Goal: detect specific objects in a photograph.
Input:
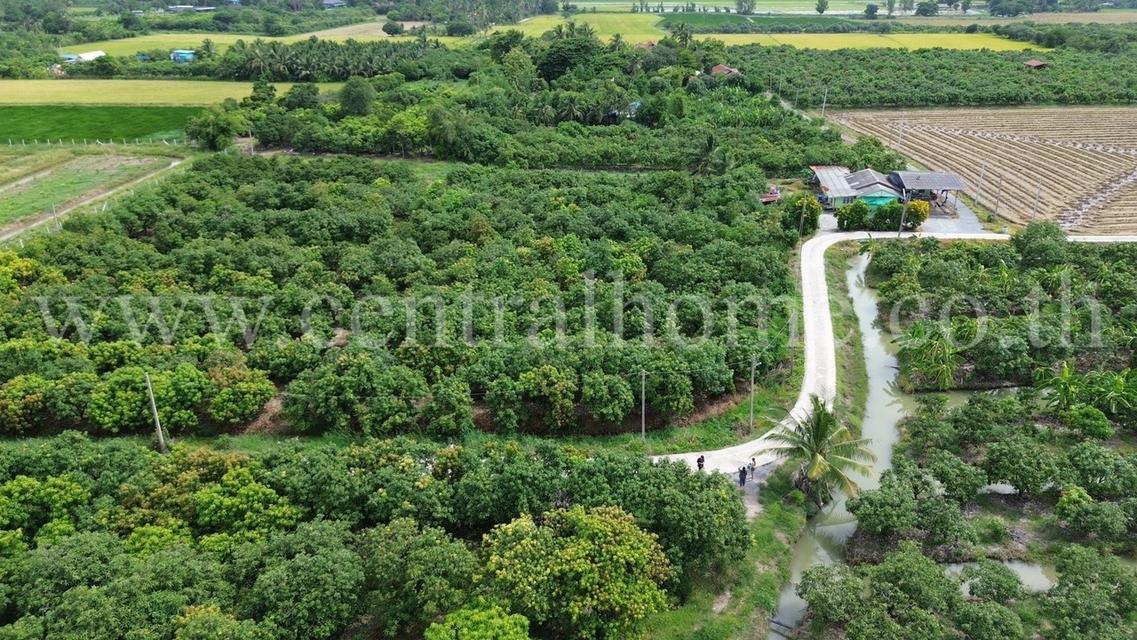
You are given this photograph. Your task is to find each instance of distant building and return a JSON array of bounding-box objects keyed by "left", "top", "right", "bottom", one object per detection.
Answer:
[
  {"left": 710, "top": 63, "right": 740, "bottom": 76},
  {"left": 1024, "top": 58, "right": 1048, "bottom": 69},
  {"left": 322, "top": 0, "right": 348, "bottom": 7},
  {"left": 170, "top": 49, "right": 196, "bottom": 63},
  {"left": 61, "top": 50, "right": 107, "bottom": 64}
]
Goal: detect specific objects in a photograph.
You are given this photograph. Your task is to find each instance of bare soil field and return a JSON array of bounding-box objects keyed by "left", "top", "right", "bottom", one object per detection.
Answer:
[{"left": 830, "top": 107, "right": 1137, "bottom": 234}]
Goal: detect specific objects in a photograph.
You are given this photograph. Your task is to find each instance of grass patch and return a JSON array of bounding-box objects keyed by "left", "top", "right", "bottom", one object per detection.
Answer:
[
  {"left": 0, "top": 106, "right": 200, "bottom": 141},
  {"left": 826, "top": 242, "right": 868, "bottom": 431},
  {"left": 0, "top": 80, "right": 342, "bottom": 106}
]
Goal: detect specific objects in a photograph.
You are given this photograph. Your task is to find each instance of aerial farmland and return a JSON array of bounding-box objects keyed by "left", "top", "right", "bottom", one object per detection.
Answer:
[{"left": 1, "top": 2, "right": 1137, "bottom": 640}]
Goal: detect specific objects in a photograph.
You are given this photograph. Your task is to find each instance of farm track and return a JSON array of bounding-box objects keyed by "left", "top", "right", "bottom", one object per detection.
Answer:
[{"left": 832, "top": 107, "right": 1137, "bottom": 233}]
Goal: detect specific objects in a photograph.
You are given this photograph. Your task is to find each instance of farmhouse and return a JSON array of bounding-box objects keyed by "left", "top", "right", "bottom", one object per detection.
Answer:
[
  {"left": 170, "top": 49, "right": 196, "bottom": 63},
  {"left": 60, "top": 51, "right": 107, "bottom": 64},
  {"left": 710, "top": 64, "right": 741, "bottom": 76},
  {"left": 1024, "top": 58, "right": 1048, "bottom": 69},
  {"left": 322, "top": 0, "right": 348, "bottom": 7},
  {"left": 811, "top": 166, "right": 964, "bottom": 210}
]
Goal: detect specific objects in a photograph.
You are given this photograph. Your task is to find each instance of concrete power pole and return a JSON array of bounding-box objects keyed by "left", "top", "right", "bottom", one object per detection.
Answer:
[
  {"left": 144, "top": 372, "right": 169, "bottom": 454},
  {"left": 640, "top": 369, "right": 646, "bottom": 441},
  {"left": 748, "top": 355, "right": 757, "bottom": 433}
]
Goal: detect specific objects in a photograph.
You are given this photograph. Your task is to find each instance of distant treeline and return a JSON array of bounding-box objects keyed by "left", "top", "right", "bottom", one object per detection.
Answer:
[
  {"left": 61, "top": 38, "right": 469, "bottom": 82},
  {"left": 994, "top": 21, "right": 1137, "bottom": 54}
]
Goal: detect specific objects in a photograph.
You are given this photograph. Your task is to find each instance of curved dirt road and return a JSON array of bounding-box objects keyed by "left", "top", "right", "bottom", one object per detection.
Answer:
[{"left": 658, "top": 230, "right": 1137, "bottom": 476}]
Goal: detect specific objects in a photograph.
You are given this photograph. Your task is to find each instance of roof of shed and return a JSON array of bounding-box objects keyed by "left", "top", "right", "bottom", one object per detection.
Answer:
[
  {"left": 890, "top": 171, "right": 967, "bottom": 191},
  {"left": 810, "top": 165, "right": 857, "bottom": 198}
]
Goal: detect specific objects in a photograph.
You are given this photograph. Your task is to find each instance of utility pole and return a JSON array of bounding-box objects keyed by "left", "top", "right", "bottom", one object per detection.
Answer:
[
  {"left": 748, "top": 355, "right": 757, "bottom": 432},
  {"left": 144, "top": 372, "right": 169, "bottom": 454},
  {"left": 1033, "top": 179, "right": 1043, "bottom": 218},
  {"left": 639, "top": 369, "right": 646, "bottom": 441},
  {"left": 897, "top": 198, "right": 910, "bottom": 239},
  {"left": 994, "top": 175, "right": 1004, "bottom": 216},
  {"left": 820, "top": 85, "right": 829, "bottom": 119},
  {"left": 798, "top": 198, "right": 808, "bottom": 237}
]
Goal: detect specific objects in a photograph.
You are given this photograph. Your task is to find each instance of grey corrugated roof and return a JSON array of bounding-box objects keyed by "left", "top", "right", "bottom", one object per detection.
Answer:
[
  {"left": 846, "top": 169, "right": 901, "bottom": 197},
  {"left": 890, "top": 171, "right": 967, "bottom": 191},
  {"left": 810, "top": 165, "right": 857, "bottom": 198}
]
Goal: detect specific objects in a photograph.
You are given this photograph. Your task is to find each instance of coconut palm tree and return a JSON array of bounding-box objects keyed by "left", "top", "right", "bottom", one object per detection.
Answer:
[{"left": 761, "top": 395, "right": 876, "bottom": 507}]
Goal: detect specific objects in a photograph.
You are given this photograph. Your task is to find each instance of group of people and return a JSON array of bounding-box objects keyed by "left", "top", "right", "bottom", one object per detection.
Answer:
[
  {"left": 693, "top": 455, "right": 762, "bottom": 488},
  {"left": 738, "top": 458, "right": 758, "bottom": 487}
]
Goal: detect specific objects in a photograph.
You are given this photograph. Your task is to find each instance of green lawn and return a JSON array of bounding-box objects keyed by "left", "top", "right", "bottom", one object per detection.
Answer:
[{"left": 0, "top": 106, "right": 200, "bottom": 142}]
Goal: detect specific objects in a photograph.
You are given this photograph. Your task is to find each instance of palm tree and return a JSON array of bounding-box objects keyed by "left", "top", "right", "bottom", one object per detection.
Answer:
[
  {"left": 672, "top": 22, "right": 693, "bottom": 48},
  {"left": 761, "top": 396, "right": 876, "bottom": 508}
]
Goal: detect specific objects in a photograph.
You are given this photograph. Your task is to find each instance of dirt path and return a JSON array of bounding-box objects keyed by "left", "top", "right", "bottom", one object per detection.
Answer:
[
  {"left": 656, "top": 230, "right": 1137, "bottom": 495},
  {"left": 0, "top": 158, "right": 184, "bottom": 243}
]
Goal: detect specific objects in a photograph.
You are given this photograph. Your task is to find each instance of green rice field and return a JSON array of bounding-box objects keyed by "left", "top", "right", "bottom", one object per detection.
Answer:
[{"left": 0, "top": 106, "right": 200, "bottom": 142}]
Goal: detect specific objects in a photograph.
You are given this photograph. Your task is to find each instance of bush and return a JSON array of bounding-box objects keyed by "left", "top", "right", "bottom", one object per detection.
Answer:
[
  {"left": 1062, "top": 404, "right": 1114, "bottom": 439},
  {"left": 446, "top": 20, "right": 476, "bottom": 36}
]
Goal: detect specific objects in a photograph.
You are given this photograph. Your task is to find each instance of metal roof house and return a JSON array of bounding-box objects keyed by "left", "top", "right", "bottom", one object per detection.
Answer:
[
  {"left": 811, "top": 166, "right": 857, "bottom": 208},
  {"left": 60, "top": 50, "right": 107, "bottom": 63},
  {"left": 170, "top": 49, "right": 196, "bottom": 63},
  {"left": 811, "top": 165, "right": 901, "bottom": 209},
  {"left": 847, "top": 169, "right": 902, "bottom": 208}
]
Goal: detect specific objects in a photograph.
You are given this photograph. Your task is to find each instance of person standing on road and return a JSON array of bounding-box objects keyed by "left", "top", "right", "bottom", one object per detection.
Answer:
[
  {"left": 748, "top": 458, "right": 757, "bottom": 480},
  {"left": 738, "top": 467, "right": 747, "bottom": 487},
  {"left": 696, "top": 455, "right": 705, "bottom": 471}
]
